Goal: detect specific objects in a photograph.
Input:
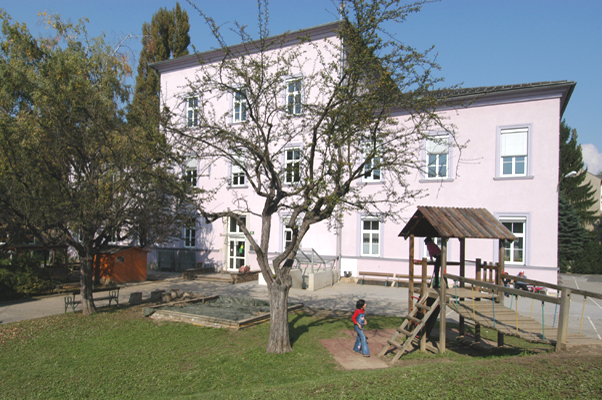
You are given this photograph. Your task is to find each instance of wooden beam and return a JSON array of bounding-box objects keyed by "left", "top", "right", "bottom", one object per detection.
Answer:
[
  {"left": 439, "top": 237, "right": 448, "bottom": 354},
  {"left": 556, "top": 288, "right": 571, "bottom": 352},
  {"left": 409, "top": 235, "right": 414, "bottom": 311}
]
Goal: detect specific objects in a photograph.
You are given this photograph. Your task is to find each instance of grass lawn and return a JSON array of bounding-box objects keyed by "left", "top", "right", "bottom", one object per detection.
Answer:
[{"left": 1, "top": 305, "right": 601, "bottom": 399}]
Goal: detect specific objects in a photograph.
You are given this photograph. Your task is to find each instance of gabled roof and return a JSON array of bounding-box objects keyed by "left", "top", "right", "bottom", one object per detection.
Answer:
[
  {"left": 438, "top": 80, "right": 576, "bottom": 116},
  {"left": 399, "top": 206, "right": 516, "bottom": 241},
  {"left": 150, "top": 21, "right": 341, "bottom": 74}
]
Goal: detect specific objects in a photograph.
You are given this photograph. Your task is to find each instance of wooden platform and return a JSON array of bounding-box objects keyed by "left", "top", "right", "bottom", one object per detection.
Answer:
[
  {"left": 450, "top": 300, "right": 602, "bottom": 348},
  {"left": 414, "top": 286, "right": 499, "bottom": 300}
]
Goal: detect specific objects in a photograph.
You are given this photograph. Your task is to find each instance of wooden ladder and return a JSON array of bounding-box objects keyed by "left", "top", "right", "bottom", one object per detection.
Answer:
[{"left": 378, "top": 292, "right": 440, "bottom": 364}]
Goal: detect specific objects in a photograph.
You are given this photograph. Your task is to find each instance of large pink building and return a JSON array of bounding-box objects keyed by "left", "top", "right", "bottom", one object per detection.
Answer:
[{"left": 150, "top": 22, "right": 575, "bottom": 287}]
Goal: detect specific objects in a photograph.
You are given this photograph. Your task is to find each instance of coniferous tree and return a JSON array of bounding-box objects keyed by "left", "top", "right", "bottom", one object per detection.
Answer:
[
  {"left": 128, "top": 3, "right": 190, "bottom": 129},
  {"left": 558, "top": 194, "right": 588, "bottom": 272},
  {"left": 559, "top": 120, "right": 597, "bottom": 224}
]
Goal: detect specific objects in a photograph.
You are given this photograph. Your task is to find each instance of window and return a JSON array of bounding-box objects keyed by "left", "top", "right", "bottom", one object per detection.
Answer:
[
  {"left": 233, "top": 90, "right": 247, "bottom": 123},
  {"left": 501, "top": 219, "right": 525, "bottom": 264},
  {"left": 426, "top": 135, "right": 448, "bottom": 179},
  {"left": 281, "top": 216, "right": 297, "bottom": 251},
  {"left": 184, "top": 225, "right": 196, "bottom": 248},
  {"left": 284, "top": 147, "right": 301, "bottom": 184},
  {"left": 187, "top": 97, "right": 198, "bottom": 127},
  {"left": 229, "top": 215, "right": 247, "bottom": 235},
  {"left": 230, "top": 155, "right": 245, "bottom": 187},
  {"left": 363, "top": 144, "right": 381, "bottom": 182},
  {"left": 283, "top": 227, "right": 293, "bottom": 250},
  {"left": 229, "top": 240, "right": 246, "bottom": 269},
  {"left": 500, "top": 127, "right": 528, "bottom": 177},
  {"left": 184, "top": 158, "right": 197, "bottom": 186},
  {"left": 361, "top": 218, "right": 380, "bottom": 256},
  {"left": 286, "top": 78, "right": 302, "bottom": 115},
  {"left": 228, "top": 215, "right": 247, "bottom": 270}
]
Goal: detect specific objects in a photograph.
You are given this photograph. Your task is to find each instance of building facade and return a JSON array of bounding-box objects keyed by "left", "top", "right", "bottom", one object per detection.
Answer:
[{"left": 150, "top": 22, "right": 574, "bottom": 285}]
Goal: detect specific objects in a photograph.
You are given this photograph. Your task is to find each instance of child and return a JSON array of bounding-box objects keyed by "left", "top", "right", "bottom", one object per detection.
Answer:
[
  {"left": 352, "top": 299, "right": 370, "bottom": 357},
  {"left": 425, "top": 237, "right": 442, "bottom": 289}
]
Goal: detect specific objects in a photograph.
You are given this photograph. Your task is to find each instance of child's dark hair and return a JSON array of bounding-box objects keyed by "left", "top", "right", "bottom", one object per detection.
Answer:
[{"left": 356, "top": 299, "right": 366, "bottom": 309}]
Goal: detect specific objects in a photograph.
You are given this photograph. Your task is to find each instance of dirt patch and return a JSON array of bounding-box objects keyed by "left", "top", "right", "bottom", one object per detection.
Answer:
[{"left": 320, "top": 324, "right": 602, "bottom": 370}]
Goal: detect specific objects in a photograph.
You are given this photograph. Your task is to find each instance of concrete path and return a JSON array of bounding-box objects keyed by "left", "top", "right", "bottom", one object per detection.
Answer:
[
  {"left": 1, "top": 272, "right": 601, "bottom": 344},
  {"left": 0, "top": 272, "right": 410, "bottom": 325}
]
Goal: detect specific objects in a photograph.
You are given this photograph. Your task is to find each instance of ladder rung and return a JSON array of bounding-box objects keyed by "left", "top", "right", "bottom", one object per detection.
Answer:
[
  {"left": 396, "top": 327, "right": 413, "bottom": 336},
  {"left": 416, "top": 303, "right": 431, "bottom": 311},
  {"left": 406, "top": 315, "right": 422, "bottom": 325},
  {"left": 387, "top": 339, "right": 403, "bottom": 349}
]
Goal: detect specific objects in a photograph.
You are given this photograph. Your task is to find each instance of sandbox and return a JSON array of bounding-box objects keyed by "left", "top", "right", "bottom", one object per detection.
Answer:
[{"left": 148, "top": 295, "right": 303, "bottom": 329}]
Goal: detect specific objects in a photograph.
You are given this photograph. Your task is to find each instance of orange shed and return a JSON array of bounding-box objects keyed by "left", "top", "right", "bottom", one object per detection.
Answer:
[{"left": 93, "top": 246, "right": 148, "bottom": 284}]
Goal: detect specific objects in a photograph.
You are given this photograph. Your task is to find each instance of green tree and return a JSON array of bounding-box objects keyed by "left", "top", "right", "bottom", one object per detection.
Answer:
[
  {"left": 0, "top": 13, "right": 193, "bottom": 314},
  {"left": 558, "top": 194, "right": 589, "bottom": 272},
  {"left": 559, "top": 120, "right": 597, "bottom": 224},
  {"left": 169, "top": 0, "right": 456, "bottom": 353},
  {"left": 128, "top": 3, "right": 190, "bottom": 129}
]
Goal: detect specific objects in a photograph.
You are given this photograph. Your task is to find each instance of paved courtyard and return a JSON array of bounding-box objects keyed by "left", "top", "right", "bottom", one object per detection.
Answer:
[{"left": 1, "top": 272, "right": 601, "bottom": 343}]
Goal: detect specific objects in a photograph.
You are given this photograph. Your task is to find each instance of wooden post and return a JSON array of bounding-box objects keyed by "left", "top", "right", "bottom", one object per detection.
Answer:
[
  {"left": 556, "top": 288, "right": 571, "bottom": 352},
  {"left": 459, "top": 238, "right": 465, "bottom": 336},
  {"left": 498, "top": 240, "right": 506, "bottom": 345},
  {"left": 475, "top": 258, "right": 482, "bottom": 342},
  {"left": 439, "top": 237, "right": 448, "bottom": 354},
  {"left": 421, "top": 258, "right": 428, "bottom": 297},
  {"left": 497, "top": 331, "right": 504, "bottom": 347},
  {"left": 409, "top": 235, "right": 415, "bottom": 311},
  {"left": 459, "top": 238, "right": 465, "bottom": 288},
  {"left": 420, "top": 257, "right": 428, "bottom": 352}
]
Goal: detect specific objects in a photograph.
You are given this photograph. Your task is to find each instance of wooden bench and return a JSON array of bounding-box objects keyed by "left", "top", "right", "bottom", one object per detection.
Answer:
[
  {"left": 359, "top": 272, "right": 395, "bottom": 287},
  {"left": 359, "top": 272, "right": 427, "bottom": 287},
  {"left": 64, "top": 287, "right": 121, "bottom": 313}
]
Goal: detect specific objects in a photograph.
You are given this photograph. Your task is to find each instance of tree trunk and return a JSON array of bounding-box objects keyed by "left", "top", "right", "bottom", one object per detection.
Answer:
[
  {"left": 79, "top": 256, "right": 96, "bottom": 315},
  {"left": 266, "top": 281, "right": 292, "bottom": 353}
]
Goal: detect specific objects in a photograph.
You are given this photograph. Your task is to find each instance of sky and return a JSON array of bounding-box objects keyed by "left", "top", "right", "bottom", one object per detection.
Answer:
[{"left": 2, "top": 0, "right": 601, "bottom": 173}]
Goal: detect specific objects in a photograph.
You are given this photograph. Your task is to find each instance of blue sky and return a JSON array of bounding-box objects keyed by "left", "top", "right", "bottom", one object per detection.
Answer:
[{"left": 3, "top": 0, "right": 601, "bottom": 172}]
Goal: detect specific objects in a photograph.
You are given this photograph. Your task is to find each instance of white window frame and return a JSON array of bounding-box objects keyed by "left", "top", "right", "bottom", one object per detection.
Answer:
[
  {"left": 227, "top": 215, "right": 247, "bottom": 270},
  {"left": 232, "top": 89, "right": 247, "bottom": 123},
  {"left": 187, "top": 97, "right": 198, "bottom": 127},
  {"left": 360, "top": 217, "right": 381, "bottom": 257},
  {"left": 285, "top": 77, "right": 302, "bottom": 115},
  {"left": 362, "top": 143, "right": 381, "bottom": 183},
  {"left": 184, "top": 224, "right": 196, "bottom": 248},
  {"left": 280, "top": 215, "right": 297, "bottom": 252},
  {"left": 497, "top": 214, "right": 529, "bottom": 266},
  {"left": 230, "top": 154, "right": 246, "bottom": 188},
  {"left": 228, "top": 214, "right": 247, "bottom": 235},
  {"left": 426, "top": 134, "right": 449, "bottom": 179},
  {"left": 284, "top": 147, "right": 301, "bottom": 184},
  {"left": 495, "top": 125, "right": 533, "bottom": 179},
  {"left": 184, "top": 158, "right": 197, "bottom": 187}
]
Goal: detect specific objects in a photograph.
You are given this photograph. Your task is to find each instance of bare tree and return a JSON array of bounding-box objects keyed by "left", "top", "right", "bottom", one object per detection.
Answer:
[{"left": 166, "top": 0, "right": 455, "bottom": 353}]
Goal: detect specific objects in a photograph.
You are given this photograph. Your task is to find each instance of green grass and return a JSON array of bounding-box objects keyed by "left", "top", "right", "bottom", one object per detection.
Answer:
[{"left": 1, "top": 306, "right": 601, "bottom": 399}]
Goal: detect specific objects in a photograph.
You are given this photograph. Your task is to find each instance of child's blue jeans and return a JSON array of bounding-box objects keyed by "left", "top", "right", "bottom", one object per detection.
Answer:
[{"left": 353, "top": 325, "right": 370, "bottom": 355}]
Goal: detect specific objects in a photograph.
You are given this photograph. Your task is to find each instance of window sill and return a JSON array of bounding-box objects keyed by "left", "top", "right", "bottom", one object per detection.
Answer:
[
  {"left": 493, "top": 175, "right": 534, "bottom": 181},
  {"left": 360, "top": 180, "right": 383, "bottom": 185},
  {"left": 419, "top": 177, "right": 454, "bottom": 183},
  {"left": 228, "top": 184, "right": 249, "bottom": 189},
  {"left": 360, "top": 254, "right": 381, "bottom": 259}
]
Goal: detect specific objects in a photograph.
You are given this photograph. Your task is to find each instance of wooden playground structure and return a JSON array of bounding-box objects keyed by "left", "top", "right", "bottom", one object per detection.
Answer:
[{"left": 379, "top": 206, "right": 602, "bottom": 364}]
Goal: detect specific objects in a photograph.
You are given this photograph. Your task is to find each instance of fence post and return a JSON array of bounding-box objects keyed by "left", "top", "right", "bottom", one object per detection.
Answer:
[
  {"left": 408, "top": 235, "right": 414, "bottom": 311},
  {"left": 556, "top": 288, "right": 571, "bottom": 352}
]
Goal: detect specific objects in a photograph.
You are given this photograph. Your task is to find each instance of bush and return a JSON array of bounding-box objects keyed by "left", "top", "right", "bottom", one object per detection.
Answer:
[
  {"left": 571, "top": 239, "right": 602, "bottom": 274},
  {"left": 0, "top": 253, "right": 54, "bottom": 301}
]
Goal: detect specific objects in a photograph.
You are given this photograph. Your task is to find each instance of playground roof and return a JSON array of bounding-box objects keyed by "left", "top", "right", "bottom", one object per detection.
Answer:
[{"left": 398, "top": 206, "right": 516, "bottom": 241}]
